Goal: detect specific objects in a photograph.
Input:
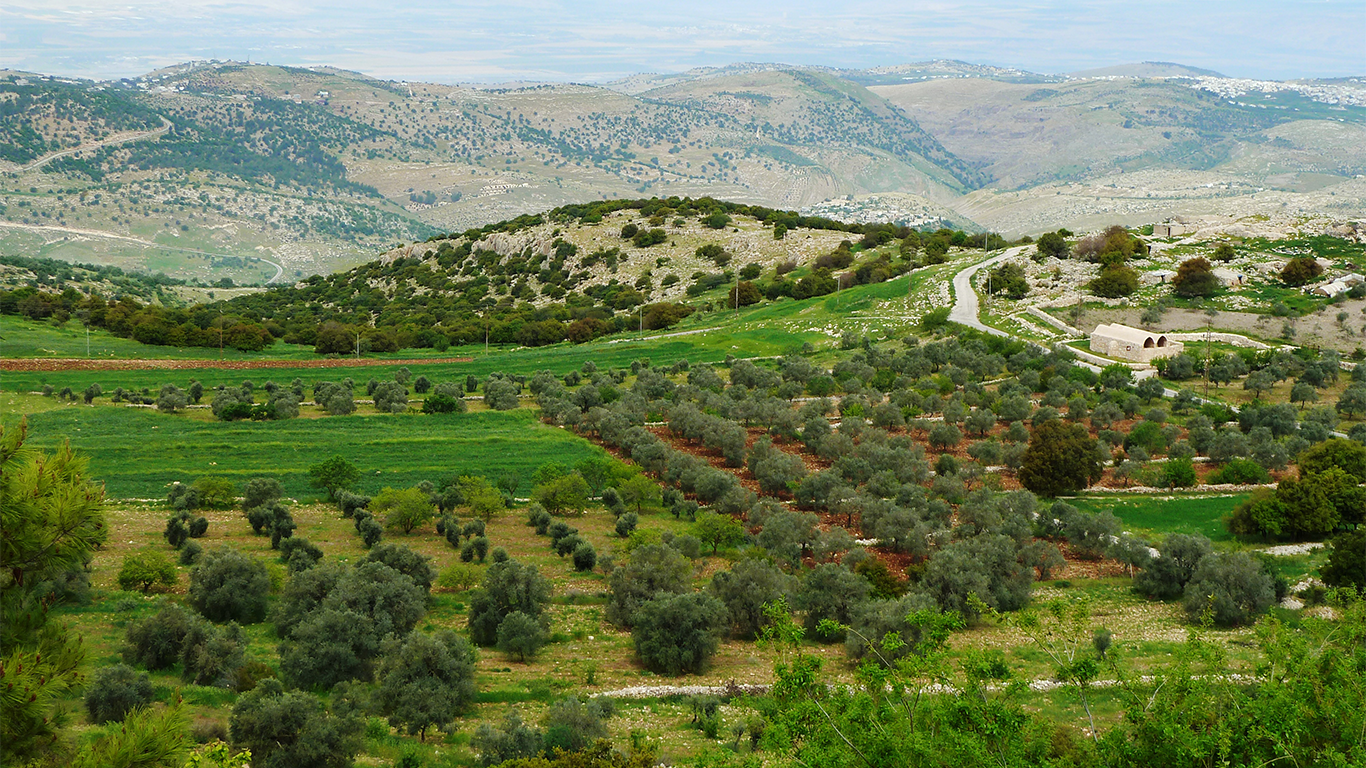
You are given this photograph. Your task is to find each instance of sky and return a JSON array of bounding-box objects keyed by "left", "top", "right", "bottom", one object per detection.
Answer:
[{"left": 1, "top": 0, "right": 1362, "bottom": 84}]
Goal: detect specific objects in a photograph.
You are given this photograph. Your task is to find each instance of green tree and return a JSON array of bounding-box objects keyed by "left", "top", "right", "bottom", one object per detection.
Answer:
[
  {"left": 229, "top": 679, "right": 361, "bottom": 768},
  {"left": 496, "top": 611, "right": 549, "bottom": 662},
  {"left": 370, "top": 486, "right": 434, "bottom": 534},
  {"left": 375, "top": 630, "right": 477, "bottom": 740},
  {"left": 467, "top": 560, "right": 552, "bottom": 646},
  {"left": 84, "top": 663, "right": 154, "bottom": 724},
  {"left": 632, "top": 592, "right": 728, "bottom": 675},
  {"left": 187, "top": 547, "right": 270, "bottom": 624},
  {"left": 1321, "top": 528, "right": 1365, "bottom": 591},
  {"left": 460, "top": 475, "right": 505, "bottom": 522},
  {"left": 618, "top": 474, "right": 661, "bottom": 513},
  {"left": 1171, "top": 257, "right": 1221, "bottom": 297},
  {"left": 532, "top": 473, "right": 590, "bottom": 516},
  {"left": 1, "top": 423, "right": 108, "bottom": 765},
  {"left": 117, "top": 548, "right": 177, "bottom": 593},
  {"left": 1019, "top": 420, "right": 1103, "bottom": 497},
  {"left": 308, "top": 455, "right": 360, "bottom": 501},
  {"left": 693, "top": 510, "right": 744, "bottom": 554}
]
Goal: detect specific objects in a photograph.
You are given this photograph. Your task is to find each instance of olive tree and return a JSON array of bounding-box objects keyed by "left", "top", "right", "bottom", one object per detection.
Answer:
[
  {"left": 375, "top": 630, "right": 478, "bottom": 740},
  {"left": 229, "top": 679, "right": 362, "bottom": 768},
  {"left": 708, "top": 558, "right": 797, "bottom": 639},
  {"left": 1182, "top": 552, "right": 1275, "bottom": 626},
  {"left": 467, "top": 560, "right": 552, "bottom": 646},
  {"left": 188, "top": 547, "right": 270, "bottom": 623},
  {"left": 606, "top": 544, "right": 691, "bottom": 627},
  {"left": 632, "top": 592, "right": 728, "bottom": 675}
]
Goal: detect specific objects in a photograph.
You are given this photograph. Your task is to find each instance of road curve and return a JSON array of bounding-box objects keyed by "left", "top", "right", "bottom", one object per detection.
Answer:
[
  {"left": 19, "top": 118, "right": 173, "bottom": 172},
  {"left": 948, "top": 246, "right": 1031, "bottom": 338}
]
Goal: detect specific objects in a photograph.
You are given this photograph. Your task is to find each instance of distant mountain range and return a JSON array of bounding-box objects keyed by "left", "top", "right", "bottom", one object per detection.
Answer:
[{"left": 1, "top": 60, "right": 1362, "bottom": 287}]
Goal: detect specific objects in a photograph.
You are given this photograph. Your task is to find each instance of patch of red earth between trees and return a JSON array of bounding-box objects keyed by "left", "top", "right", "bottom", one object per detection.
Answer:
[{"left": 0, "top": 356, "right": 474, "bottom": 372}]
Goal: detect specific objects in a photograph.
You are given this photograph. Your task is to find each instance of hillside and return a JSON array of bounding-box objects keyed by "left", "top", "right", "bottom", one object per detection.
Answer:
[{"left": 1, "top": 60, "right": 1363, "bottom": 290}]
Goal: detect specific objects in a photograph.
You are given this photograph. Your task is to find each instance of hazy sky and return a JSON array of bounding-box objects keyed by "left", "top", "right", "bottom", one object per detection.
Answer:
[{"left": 2, "top": 1, "right": 1362, "bottom": 83}]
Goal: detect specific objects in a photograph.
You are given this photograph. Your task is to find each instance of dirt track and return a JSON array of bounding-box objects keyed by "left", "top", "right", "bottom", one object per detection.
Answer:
[{"left": 0, "top": 356, "right": 474, "bottom": 372}]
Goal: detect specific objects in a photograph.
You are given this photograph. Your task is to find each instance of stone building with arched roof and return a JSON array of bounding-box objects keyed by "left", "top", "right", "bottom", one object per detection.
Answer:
[{"left": 1090, "top": 323, "right": 1184, "bottom": 363}]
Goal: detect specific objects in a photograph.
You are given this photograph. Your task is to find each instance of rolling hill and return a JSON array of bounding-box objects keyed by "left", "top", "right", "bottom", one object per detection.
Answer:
[{"left": 1, "top": 60, "right": 1362, "bottom": 290}]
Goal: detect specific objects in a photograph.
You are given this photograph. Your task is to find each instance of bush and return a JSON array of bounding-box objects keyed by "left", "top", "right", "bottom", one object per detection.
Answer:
[
  {"left": 124, "top": 603, "right": 196, "bottom": 670},
  {"left": 188, "top": 547, "right": 270, "bottom": 624},
  {"left": 1160, "top": 457, "right": 1197, "bottom": 488},
  {"left": 1207, "top": 458, "right": 1271, "bottom": 485},
  {"left": 85, "top": 664, "right": 154, "bottom": 723},
  {"left": 1182, "top": 552, "right": 1275, "bottom": 626},
  {"left": 117, "top": 549, "right": 177, "bottom": 593},
  {"left": 1281, "top": 257, "right": 1324, "bottom": 286},
  {"left": 229, "top": 679, "right": 362, "bottom": 768},
  {"left": 1134, "top": 534, "right": 1213, "bottom": 600},
  {"left": 632, "top": 592, "right": 728, "bottom": 675},
  {"left": 571, "top": 541, "right": 597, "bottom": 572}
]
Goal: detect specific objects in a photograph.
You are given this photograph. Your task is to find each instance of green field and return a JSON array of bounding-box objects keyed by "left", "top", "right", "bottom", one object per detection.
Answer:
[
  {"left": 21, "top": 406, "right": 608, "bottom": 499},
  {"left": 1068, "top": 493, "right": 1247, "bottom": 542}
]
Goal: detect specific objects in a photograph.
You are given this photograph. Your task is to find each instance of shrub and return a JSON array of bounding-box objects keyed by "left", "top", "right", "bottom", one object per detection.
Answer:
[
  {"left": 229, "top": 679, "right": 362, "bottom": 768},
  {"left": 571, "top": 541, "right": 597, "bottom": 572},
  {"left": 364, "top": 542, "right": 434, "bottom": 593},
  {"left": 85, "top": 664, "right": 154, "bottom": 723},
  {"left": 1160, "top": 457, "right": 1197, "bottom": 488},
  {"left": 1182, "top": 552, "right": 1275, "bottom": 626},
  {"left": 124, "top": 603, "right": 196, "bottom": 670},
  {"left": 1207, "top": 458, "right": 1271, "bottom": 485},
  {"left": 188, "top": 547, "right": 270, "bottom": 624}
]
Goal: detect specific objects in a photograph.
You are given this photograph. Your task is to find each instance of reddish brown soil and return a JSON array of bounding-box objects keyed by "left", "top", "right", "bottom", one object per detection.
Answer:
[{"left": 1, "top": 356, "right": 474, "bottom": 372}]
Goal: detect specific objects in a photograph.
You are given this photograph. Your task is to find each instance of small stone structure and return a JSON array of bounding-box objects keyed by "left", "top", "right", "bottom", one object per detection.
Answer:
[{"left": 1090, "top": 323, "right": 1184, "bottom": 363}]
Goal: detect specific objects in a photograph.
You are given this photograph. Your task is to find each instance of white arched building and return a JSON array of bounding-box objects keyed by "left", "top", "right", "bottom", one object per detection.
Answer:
[{"left": 1089, "top": 323, "right": 1184, "bottom": 363}]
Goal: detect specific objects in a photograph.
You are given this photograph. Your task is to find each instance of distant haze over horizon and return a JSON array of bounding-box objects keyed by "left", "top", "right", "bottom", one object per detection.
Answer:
[{"left": 2, "top": 1, "right": 1362, "bottom": 84}]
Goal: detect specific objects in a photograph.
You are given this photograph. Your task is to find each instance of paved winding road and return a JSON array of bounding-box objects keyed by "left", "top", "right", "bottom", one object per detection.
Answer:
[{"left": 948, "top": 246, "right": 1030, "bottom": 337}]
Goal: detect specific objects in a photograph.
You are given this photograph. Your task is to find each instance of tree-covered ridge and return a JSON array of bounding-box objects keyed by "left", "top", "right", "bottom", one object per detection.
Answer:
[
  {"left": 647, "top": 69, "right": 986, "bottom": 190},
  {"left": 0, "top": 253, "right": 188, "bottom": 305},
  {"left": 0, "top": 78, "right": 166, "bottom": 164},
  {"left": 46, "top": 89, "right": 386, "bottom": 197},
  {"left": 2, "top": 196, "right": 988, "bottom": 352}
]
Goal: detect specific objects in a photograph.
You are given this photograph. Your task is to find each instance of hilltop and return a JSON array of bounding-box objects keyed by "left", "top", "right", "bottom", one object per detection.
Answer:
[{"left": 1, "top": 60, "right": 1362, "bottom": 289}]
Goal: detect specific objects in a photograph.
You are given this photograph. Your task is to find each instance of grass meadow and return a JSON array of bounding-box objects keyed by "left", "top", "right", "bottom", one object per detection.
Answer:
[{"left": 20, "top": 406, "right": 608, "bottom": 499}]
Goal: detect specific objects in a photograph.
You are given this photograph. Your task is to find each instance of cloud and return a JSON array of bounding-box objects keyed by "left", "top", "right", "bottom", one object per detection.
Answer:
[{"left": 0, "top": 0, "right": 1361, "bottom": 82}]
